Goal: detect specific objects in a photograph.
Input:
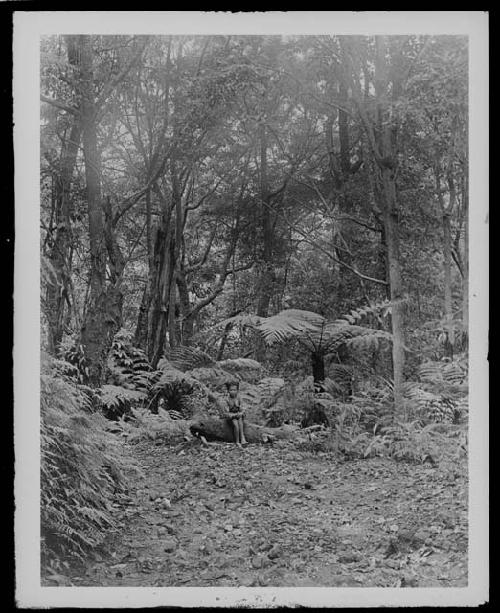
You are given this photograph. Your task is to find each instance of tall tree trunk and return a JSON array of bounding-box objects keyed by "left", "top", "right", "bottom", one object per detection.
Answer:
[
  {"left": 381, "top": 187, "right": 405, "bottom": 408},
  {"left": 375, "top": 35, "right": 405, "bottom": 411},
  {"left": 78, "top": 35, "right": 123, "bottom": 386},
  {"left": 255, "top": 122, "right": 274, "bottom": 361},
  {"left": 44, "top": 36, "right": 83, "bottom": 354},
  {"left": 45, "top": 120, "right": 82, "bottom": 354},
  {"left": 436, "top": 168, "right": 456, "bottom": 358},
  {"left": 256, "top": 121, "right": 274, "bottom": 319},
  {"left": 146, "top": 209, "right": 175, "bottom": 367}
]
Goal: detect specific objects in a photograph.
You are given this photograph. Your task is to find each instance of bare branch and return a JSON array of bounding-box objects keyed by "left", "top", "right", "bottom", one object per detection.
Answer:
[{"left": 40, "top": 95, "right": 78, "bottom": 115}]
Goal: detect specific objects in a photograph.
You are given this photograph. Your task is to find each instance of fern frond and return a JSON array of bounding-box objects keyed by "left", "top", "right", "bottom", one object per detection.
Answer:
[
  {"left": 217, "top": 357, "right": 262, "bottom": 371},
  {"left": 100, "top": 385, "right": 146, "bottom": 409},
  {"left": 256, "top": 310, "right": 325, "bottom": 345},
  {"left": 164, "top": 346, "right": 215, "bottom": 371}
]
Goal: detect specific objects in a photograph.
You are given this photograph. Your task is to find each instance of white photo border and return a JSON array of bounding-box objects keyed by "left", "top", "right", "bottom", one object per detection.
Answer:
[{"left": 14, "top": 10, "right": 489, "bottom": 608}]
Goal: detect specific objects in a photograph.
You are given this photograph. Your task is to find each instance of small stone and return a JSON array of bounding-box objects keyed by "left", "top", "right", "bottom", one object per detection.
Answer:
[
  {"left": 163, "top": 539, "right": 177, "bottom": 553},
  {"left": 224, "top": 524, "right": 233, "bottom": 532},
  {"left": 251, "top": 555, "right": 264, "bottom": 569},
  {"left": 401, "top": 574, "right": 418, "bottom": 587},
  {"left": 338, "top": 553, "right": 361, "bottom": 564},
  {"left": 268, "top": 544, "right": 281, "bottom": 559}
]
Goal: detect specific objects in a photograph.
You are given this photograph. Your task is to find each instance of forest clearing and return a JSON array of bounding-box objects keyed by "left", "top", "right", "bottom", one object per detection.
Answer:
[{"left": 36, "top": 31, "right": 472, "bottom": 592}]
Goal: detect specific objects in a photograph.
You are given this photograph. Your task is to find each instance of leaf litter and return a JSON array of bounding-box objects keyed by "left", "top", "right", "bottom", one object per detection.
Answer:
[{"left": 65, "top": 438, "right": 467, "bottom": 588}]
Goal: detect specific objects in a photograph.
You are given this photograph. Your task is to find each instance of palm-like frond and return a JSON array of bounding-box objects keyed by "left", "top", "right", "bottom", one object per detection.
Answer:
[
  {"left": 256, "top": 309, "right": 325, "bottom": 346},
  {"left": 256, "top": 310, "right": 392, "bottom": 353}
]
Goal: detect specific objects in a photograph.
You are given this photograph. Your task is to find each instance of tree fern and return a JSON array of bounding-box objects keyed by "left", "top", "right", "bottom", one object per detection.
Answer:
[{"left": 256, "top": 309, "right": 326, "bottom": 347}]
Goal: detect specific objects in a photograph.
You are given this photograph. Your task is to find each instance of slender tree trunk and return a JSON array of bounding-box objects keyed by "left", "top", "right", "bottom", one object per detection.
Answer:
[
  {"left": 381, "top": 186, "right": 405, "bottom": 407},
  {"left": 436, "top": 169, "right": 456, "bottom": 358},
  {"left": 146, "top": 209, "right": 175, "bottom": 367},
  {"left": 255, "top": 122, "right": 274, "bottom": 361},
  {"left": 177, "top": 270, "right": 195, "bottom": 344},
  {"left": 374, "top": 35, "right": 405, "bottom": 410},
  {"left": 45, "top": 37, "right": 83, "bottom": 354},
  {"left": 256, "top": 121, "right": 274, "bottom": 319},
  {"left": 134, "top": 286, "right": 150, "bottom": 350},
  {"left": 45, "top": 120, "right": 82, "bottom": 353}
]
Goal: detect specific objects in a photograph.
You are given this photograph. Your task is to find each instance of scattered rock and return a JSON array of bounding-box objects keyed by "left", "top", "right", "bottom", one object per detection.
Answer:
[
  {"left": 163, "top": 539, "right": 178, "bottom": 553},
  {"left": 338, "top": 552, "right": 361, "bottom": 564},
  {"left": 268, "top": 544, "right": 281, "bottom": 559}
]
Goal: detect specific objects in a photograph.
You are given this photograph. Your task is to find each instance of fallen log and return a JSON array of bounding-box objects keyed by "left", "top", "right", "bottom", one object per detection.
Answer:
[{"left": 189, "top": 415, "right": 298, "bottom": 444}]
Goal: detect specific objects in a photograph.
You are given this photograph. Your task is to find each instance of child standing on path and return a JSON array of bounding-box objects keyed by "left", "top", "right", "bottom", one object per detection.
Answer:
[{"left": 224, "top": 381, "right": 247, "bottom": 446}]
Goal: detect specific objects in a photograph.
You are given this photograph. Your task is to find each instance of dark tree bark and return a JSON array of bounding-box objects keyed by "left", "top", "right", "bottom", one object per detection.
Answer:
[
  {"left": 78, "top": 36, "right": 124, "bottom": 386},
  {"left": 373, "top": 36, "right": 405, "bottom": 410},
  {"left": 311, "top": 352, "right": 326, "bottom": 387},
  {"left": 145, "top": 206, "right": 176, "bottom": 367},
  {"left": 256, "top": 121, "right": 274, "bottom": 320},
  {"left": 44, "top": 36, "right": 83, "bottom": 354},
  {"left": 436, "top": 167, "right": 455, "bottom": 358},
  {"left": 342, "top": 35, "right": 405, "bottom": 409},
  {"left": 255, "top": 122, "right": 275, "bottom": 362}
]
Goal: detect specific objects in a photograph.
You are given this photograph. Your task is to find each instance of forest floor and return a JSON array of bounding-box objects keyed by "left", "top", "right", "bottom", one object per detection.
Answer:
[{"left": 63, "top": 438, "right": 468, "bottom": 588}]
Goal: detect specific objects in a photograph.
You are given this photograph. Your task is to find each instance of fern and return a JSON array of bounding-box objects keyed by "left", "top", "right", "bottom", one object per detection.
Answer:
[
  {"left": 333, "top": 300, "right": 391, "bottom": 326},
  {"left": 257, "top": 309, "right": 326, "bottom": 346},
  {"left": 108, "top": 330, "right": 152, "bottom": 393},
  {"left": 100, "top": 385, "right": 146, "bottom": 420},
  {"left": 41, "top": 356, "right": 140, "bottom": 571},
  {"left": 164, "top": 346, "right": 215, "bottom": 371}
]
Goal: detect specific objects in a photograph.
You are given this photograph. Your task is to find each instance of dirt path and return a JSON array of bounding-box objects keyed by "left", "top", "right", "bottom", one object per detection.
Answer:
[{"left": 67, "top": 439, "right": 468, "bottom": 587}]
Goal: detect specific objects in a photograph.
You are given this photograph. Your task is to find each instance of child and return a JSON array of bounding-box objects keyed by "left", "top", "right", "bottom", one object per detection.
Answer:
[{"left": 224, "top": 381, "right": 247, "bottom": 446}]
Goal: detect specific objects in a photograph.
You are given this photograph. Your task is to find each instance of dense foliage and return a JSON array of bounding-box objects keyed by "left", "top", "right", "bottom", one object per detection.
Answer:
[{"left": 39, "top": 34, "right": 468, "bottom": 570}]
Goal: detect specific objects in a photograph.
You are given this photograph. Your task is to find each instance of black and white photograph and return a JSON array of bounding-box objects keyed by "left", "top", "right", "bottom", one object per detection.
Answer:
[{"left": 14, "top": 11, "right": 488, "bottom": 608}]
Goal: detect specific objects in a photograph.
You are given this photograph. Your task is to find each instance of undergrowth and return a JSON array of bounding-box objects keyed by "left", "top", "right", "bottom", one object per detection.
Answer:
[{"left": 40, "top": 354, "right": 141, "bottom": 573}]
